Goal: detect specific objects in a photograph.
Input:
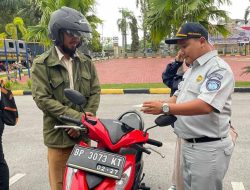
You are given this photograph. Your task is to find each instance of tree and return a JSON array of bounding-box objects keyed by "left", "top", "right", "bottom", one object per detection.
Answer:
[
  {"left": 241, "top": 6, "right": 250, "bottom": 56},
  {"left": 129, "top": 15, "right": 140, "bottom": 56},
  {"left": 18, "top": 0, "right": 42, "bottom": 27},
  {"left": 242, "top": 6, "right": 250, "bottom": 71},
  {"left": 91, "top": 29, "right": 102, "bottom": 52},
  {"left": 244, "top": 6, "right": 250, "bottom": 25},
  {"left": 26, "top": 0, "right": 102, "bottom": 48},
  {"left": 147, "top": 0, "right": 232, "bottom": 45},
  {"left": 136, "top": 0, "right": 149, "bottom": 57},
  {"left": 117, "top": 9, "right": 133, "bottom": 58},
  {"left": 0, "top": 0, "right": 27, "bottom": 33},
  {"left": 5, "top": 17, "right": 27, "bottom": 40},
  {"left": 0, "top": 0, "right": 26, "bottom": 7}
]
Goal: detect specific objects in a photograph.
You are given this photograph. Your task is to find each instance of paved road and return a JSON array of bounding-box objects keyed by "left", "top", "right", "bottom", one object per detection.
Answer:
[{"left": 3, "top": 93, "right": 250, "bottom": 190}]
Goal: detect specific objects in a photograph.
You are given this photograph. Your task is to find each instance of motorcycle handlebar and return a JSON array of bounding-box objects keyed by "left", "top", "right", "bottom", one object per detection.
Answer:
[
  {"left": 54, "top": 125, "right": 82, "bottom": 130},
  {"left": 59, "top": 115, "right": 82, "bottom": 125},
  {"left": 147, "top": 139, "right": 163, "bottom": 147},
  {"left": 132, "top": 144, "right": 151, "bottom": 154}
]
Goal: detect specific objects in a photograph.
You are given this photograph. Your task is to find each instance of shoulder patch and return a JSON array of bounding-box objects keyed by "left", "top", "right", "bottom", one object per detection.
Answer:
[{"left": 206, "top": 79, "right": 221, "bottom": 91}]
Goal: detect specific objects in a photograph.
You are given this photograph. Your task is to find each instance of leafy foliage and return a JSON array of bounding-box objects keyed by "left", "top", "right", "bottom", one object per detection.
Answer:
[
  {"left": 242, "top": 66, "right": 250, "bottom": 75},
  {"left": 5, "top": 17, "right": 28, "bottom": 39},
  {"left": 244, "top": 6, "right": 250, "bottom": 24},
  {"left": 147, "top": 0, "right": 232, "bottom": 44},
  {"left": 130, "top": 16, "right": 140, "bottom": 52},
  {"left": 136, "top": 0, "right": 150, "bottom": 55},
  {"left": 0, "top": 0, "right": 27, "bottom": 33}
]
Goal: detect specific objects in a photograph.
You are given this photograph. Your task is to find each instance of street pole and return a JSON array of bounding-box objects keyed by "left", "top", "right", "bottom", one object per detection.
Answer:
[
  {"left": 245, "top": 43, "right": 247, "bottom": 56},
  {"left": 3, "top": 39, "right": 10, "bottom": 80},
  {"left": 143, "top": 2, "right": 147, "bottom": 58}
]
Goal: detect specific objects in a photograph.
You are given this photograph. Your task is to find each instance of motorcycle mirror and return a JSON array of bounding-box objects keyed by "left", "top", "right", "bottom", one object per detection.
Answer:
[
  {"left": 155, "top": 115, "right": 177, "bottom": 127},
  {"left": 64, "top": 88, "right": 87, "bottom": 106}
]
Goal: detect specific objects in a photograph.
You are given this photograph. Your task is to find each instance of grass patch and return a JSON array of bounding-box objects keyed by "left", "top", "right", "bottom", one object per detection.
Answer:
[
  {"left": 4, "top": 81, "right": 30, "bottom": 91},
  {"left": 235, "top": 81, "right": 250, "bottom": 87},
  {"left": 1, "top": 80, "right": 250, "bottom": 91},
  {"left": 101, "top": 83, "right": 166, "bottom": 89}
]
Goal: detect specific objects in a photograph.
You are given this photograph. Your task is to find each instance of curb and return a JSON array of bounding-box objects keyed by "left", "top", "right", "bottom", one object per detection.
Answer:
[
  {"left": 12, "top": 87, "right": 250, "bottom": 96},
  {"left": 234, "top": 87, "right": 250, "bottom": 93}
]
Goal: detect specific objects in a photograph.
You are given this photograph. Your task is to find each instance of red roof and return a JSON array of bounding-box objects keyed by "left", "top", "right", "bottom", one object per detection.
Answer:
[{"left": 241, "top": 26, "right": 250, "bottom": 30}]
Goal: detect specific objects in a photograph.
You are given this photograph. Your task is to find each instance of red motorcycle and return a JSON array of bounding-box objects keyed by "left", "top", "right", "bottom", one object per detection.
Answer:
[{"left": 56, "top": 89, "right": 176, "bottom": 190}]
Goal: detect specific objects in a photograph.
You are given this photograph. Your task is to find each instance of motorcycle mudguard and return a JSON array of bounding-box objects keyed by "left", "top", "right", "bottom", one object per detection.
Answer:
[
  {"left": 63, "top": 154, "right": 137, "bottom": 190},
  {"left": 63, "top": 167, "right": 88, "bottom": 190}
]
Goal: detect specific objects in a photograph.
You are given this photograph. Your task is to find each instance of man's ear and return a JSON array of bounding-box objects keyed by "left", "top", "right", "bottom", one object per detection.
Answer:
[
  {"left": 199, "top": 37, "right": 207, "bottom": 48},
  {"left": 200, "top": 37, "right": 206, "bottom": 44}
]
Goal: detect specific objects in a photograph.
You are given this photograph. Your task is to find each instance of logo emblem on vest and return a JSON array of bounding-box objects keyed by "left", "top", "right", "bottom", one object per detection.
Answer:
[{"left": 206, "top": 79, "right": 221, "bottom": 91}]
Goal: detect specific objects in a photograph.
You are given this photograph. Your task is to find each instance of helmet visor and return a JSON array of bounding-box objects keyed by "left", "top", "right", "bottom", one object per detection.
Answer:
[{"left": 64, "top": 29, "right": 86, "bottom": 38}]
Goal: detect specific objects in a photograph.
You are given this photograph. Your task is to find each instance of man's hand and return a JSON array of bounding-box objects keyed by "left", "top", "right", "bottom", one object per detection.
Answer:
[
  {"left": 175, "top": 50, "right": 185, "bottom": 62},
  {"left": 64, "top": 112, "right": 94, "bottom": 138},
  {"left": 86, "top": 112, "right": 94, "bottom": 117},
  {"left": 141, "top": 101, "right": 163, "bottom": 115},
  {"left": 65, "top": 128, "right": 80, "bottom": 138}
]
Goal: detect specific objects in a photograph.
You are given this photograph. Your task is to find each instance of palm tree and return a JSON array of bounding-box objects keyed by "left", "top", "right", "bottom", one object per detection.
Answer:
[
  {"left": 136, "top": 0, "right": 149, "bottom": 57},
  {"left": 244, "top": 6, "right": 250, "bottom": 25},
  {"left": 18, "top": 0, "right": 42, "bottom": 27},
  {"left": 26, "top": 0, "right": 101, "bottom": 48},
  {"left": 117, "top": 9, "right": 133, "bottom": 58},
  {"left": 147, "top": 0, "right": 232, "bottom": 44},
  {"left": 242, "top": 66, "right": 250, "bottom": 75},
  {"left": 129, "top": 14, "right": 140, "bottom": 57},
  {"left": 242, "top": 6, "right": 250, "bottom": 74}
]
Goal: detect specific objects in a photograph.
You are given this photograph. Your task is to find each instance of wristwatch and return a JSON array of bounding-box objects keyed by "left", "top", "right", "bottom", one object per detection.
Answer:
[{"left": 162, "top": 103, "right": 170, "bottom": 114}]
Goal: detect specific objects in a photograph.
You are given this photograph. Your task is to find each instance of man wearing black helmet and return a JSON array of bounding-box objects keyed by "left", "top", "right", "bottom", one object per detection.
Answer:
[{"left": 31, "top": 7, "right": 100, "bottom": 190}]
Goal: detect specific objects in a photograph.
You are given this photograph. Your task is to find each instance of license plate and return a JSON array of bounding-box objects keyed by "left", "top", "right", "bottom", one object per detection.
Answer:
[{"left": 67, "top": 145, "right": 126, "bottom": 179}]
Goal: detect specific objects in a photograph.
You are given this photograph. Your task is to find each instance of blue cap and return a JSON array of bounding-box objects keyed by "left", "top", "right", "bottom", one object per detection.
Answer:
[{"left": 165, "top": 22, "right": 208, "bottom": 44}]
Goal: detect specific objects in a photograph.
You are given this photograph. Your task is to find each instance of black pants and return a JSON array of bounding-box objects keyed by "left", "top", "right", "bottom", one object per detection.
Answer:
[{"left": 0, "top": 122, "right": 9, "bottom": 190}]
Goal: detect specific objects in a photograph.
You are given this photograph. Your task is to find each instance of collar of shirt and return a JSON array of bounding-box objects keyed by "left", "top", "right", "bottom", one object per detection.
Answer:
[
  {"left": 192, "top": 50, "right": 218, "bottom": 67},
  {"left": 55, "top": 46, "right": 73, "bottom": 62}
]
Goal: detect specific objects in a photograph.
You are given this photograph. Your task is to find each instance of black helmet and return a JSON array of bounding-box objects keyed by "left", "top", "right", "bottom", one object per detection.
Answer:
[{"left": 48, "top": 6, "right": 92, "bottom": 45}]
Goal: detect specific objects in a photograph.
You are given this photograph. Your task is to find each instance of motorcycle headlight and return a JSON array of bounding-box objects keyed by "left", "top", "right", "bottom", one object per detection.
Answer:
[
  {"left": 115, "top": 166, "right": 132, "bottom": 190},
  {"left": 65, "top": 168, "right": 77, "bottom": 190}
]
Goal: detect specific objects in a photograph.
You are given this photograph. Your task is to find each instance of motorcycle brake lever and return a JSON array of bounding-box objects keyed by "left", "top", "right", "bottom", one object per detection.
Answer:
[
  {"left": 132, "top": 144, "right": 151, "bottom": 154},
  {"left": 144, "top": 146, "right": 165, "bottom": 158}
]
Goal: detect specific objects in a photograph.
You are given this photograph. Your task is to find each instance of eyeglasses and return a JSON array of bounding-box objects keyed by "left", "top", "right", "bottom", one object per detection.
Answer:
[{"left": 64, "top": 30, "right": 83, "bottom": 38}]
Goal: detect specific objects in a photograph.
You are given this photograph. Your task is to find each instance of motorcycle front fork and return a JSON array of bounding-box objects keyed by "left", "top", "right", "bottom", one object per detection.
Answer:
[{"left": 132, "top": 161, "right": 151, "bottom": 190}]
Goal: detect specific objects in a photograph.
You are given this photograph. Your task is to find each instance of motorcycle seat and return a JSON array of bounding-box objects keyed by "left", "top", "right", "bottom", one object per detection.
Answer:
[{"left": 99, "top": 119, "right": 134, "bottom": 144}]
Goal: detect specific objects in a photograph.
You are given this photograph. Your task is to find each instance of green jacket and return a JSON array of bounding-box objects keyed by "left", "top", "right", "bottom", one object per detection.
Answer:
[{"left": 31, "top": 46, "right": 101, "bottom": 148}]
